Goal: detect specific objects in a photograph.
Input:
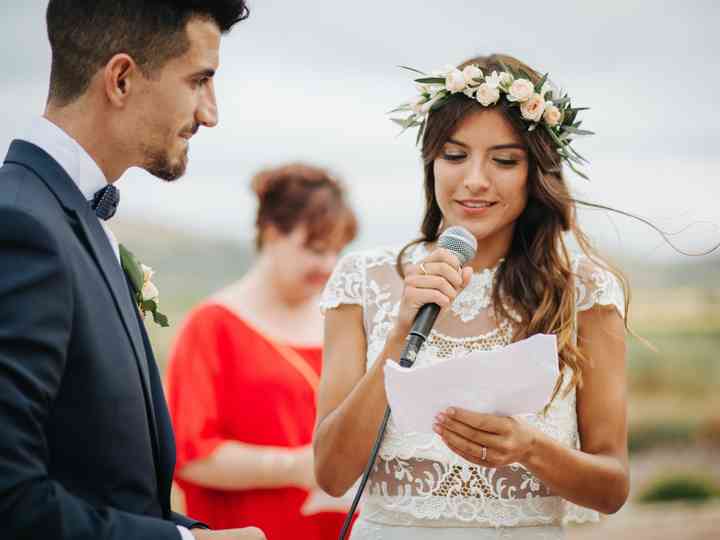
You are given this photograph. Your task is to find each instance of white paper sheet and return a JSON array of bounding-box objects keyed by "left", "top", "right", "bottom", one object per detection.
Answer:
[{"left": 384, "top": 334, "right": 559, "bottom": 434}]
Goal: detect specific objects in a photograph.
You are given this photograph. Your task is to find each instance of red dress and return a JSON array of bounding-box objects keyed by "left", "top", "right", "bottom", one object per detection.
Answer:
[{"left": 167, "top": 303, "right": 350, "bottom": 539}]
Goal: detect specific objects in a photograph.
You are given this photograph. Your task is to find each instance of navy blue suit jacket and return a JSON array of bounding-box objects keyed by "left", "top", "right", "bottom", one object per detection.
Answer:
[{"left": 0, "top": 140, "right": 206, "bottom": 539}]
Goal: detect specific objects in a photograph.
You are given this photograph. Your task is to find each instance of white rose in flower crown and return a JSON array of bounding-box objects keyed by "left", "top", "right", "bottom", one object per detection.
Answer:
[
  {"left": 543, "top": 103, "right": 562, "bottom": 126},
  {"left": 484, "top": 71, "right": 500, "bottom": 88},
  {"left": 485, "top": 71, "right": 514, "bottom": 91},
  {"left": 507, "top": 79, "right": 535, "bottom": 102},
  {"left": 445, "top": 69, "right": 467, "bottom": 93},
  {"left": 476, "top": 83, "right": 500, "bottom": 106},
  {"left": 462, "top": 65, "right": 483, "bottom": 86},
  {"left": 141, "top": 280, "right": 159, "bottom": 302},
  {"left": 520, "top": 93, "right": 546, "bottom": 122}
]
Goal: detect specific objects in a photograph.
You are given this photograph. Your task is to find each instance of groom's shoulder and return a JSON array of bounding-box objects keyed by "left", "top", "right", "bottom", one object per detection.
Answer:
[
  {"left": 0, "top": 156, "right": 65, "bottom": 218},
  {"left": 0, "top": 160, "right": 67, "bottom": 247}
]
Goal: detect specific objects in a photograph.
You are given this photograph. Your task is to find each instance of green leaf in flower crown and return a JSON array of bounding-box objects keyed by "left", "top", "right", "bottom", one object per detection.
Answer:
[
  {"left": 398, "top": 65, "right": 427, "bottom": 76},
  {"left": 415, "top": 119, "right": 426, "bottom": 146},
  {"left": 558, "top": 148, "right": 585, "bottom": 165},
  {"left": 391, "top": 117, "right": 415, "bottom": 128},
  {"left": 120, "top": 244, "right": 144, "bottom": 294},
  {"left": 562, "top": 126, "right": 595, "bottom": 136},
  {"left": 387, "top": 104, "right": 412, "bottom": 114},
  {"left": 414, "top": 77, "right": 446, "bottom": 84},
  {"left": 565, "top": 158, "right": 590, "bottom": 180},
  {"left": 535, "top": 73, "right": 549, "bottom": 94},
  {"left": 551, "top": 96, "right": 571, "bottom": 106}
]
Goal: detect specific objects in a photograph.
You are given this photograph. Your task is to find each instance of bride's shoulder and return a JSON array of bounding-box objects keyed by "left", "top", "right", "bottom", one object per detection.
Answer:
[{"left": 569, "top": 252, "right": 626, "bottom": 316}]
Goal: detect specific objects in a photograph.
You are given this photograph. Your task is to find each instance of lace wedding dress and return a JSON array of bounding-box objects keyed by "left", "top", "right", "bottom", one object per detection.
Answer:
[{"left": 319, "top": 243, "right": 625, "bottom": 540}]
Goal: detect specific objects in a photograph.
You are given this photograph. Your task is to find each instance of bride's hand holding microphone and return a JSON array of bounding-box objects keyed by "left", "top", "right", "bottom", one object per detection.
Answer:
[{"left": 389, "top": 246, "right": 473, "bottom": 347}]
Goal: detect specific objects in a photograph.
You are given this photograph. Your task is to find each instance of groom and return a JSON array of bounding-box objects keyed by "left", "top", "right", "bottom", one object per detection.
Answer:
[{"left": 0, "top": 2, "right": 263, "bottom": 539}]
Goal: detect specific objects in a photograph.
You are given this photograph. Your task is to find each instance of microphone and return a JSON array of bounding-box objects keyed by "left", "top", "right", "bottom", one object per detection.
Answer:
[{"left": 398, "top": 226, "right": 477, "bottom": 368}]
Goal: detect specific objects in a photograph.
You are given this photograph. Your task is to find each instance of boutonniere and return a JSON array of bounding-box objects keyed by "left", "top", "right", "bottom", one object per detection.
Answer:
[{"left": 119, "top": 244, "right": 169, "bottom": 327}]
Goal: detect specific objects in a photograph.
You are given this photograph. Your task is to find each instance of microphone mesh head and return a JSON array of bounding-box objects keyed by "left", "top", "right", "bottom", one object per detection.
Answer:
[{"left": 437, "top": 226, "right": 477, "bottom": 266}]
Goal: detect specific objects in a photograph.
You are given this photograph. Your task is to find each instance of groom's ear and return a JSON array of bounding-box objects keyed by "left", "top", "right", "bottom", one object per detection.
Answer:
[{"left": 103, "top": 54, "right": 138, "bottom": 108}]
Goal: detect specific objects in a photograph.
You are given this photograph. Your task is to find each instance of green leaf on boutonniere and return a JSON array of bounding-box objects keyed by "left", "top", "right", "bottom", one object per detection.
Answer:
[
  {"left": 152, "top": 310, "right": 169, "bottom": 327},
  {"left": 120, "top": 244, "right": 144, "bottom": 294},
  {"left": 140, "top": 299, "right": 169, "bottom": 328}
]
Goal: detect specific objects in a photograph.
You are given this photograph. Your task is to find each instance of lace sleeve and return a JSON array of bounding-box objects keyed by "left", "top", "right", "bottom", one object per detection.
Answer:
[
  {"left": 573, "top": 254, "right": 626, "bottom": 318},
  {"left": 319, "top": 251, "right": 365, "bottom": 314}
]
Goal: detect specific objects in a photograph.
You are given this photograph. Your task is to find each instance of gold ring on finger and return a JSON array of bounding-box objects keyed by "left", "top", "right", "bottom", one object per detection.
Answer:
[{"left": 481, "top": 446, "right": 487, "bottom": 460}]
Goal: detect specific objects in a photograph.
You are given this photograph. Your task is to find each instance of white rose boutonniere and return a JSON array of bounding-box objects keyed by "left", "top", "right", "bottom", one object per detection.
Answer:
[{"left": 120, "top": 244, "right": 169, "bottom": 327}]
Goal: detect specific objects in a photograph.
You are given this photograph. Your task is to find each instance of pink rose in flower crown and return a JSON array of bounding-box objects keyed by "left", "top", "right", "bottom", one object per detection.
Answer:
[
  {"left": 520, "top": 94, "right": 546, "bottom": 122},
  {"left": 507, "top": 79, "right": 535, "bottom": 102},
  {"left": 543, "top": 103, "right": 562, "bottom": 127}
]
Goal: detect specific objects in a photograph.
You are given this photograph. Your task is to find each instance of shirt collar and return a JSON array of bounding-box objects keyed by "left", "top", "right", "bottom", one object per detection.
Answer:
[{"left": 20, "top": 117, "right": 109, "bottom": 203}]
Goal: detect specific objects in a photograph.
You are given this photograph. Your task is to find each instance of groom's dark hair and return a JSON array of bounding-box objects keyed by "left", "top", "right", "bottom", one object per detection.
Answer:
[{"left": 46, "top": 0, "right": 249, "bottom": 106}]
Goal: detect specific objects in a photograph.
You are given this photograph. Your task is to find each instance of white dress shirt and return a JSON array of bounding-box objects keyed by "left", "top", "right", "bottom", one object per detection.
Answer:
[
  {"left": 20, "top": 117, "right": 120, "bottom": 262},
  {"left": 19, "top": 117, "right": 195, "bottom": 540}
]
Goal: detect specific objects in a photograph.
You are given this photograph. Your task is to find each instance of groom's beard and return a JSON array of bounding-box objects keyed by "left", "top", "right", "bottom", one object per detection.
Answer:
[{"left": 143, "top": 145, "right": 188, "bottom": 182}]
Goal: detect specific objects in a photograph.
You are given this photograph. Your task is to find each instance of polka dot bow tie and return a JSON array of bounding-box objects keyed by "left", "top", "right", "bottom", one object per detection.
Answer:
[{"left": 91, "top": 184, "right": 120, "bottom": 221}]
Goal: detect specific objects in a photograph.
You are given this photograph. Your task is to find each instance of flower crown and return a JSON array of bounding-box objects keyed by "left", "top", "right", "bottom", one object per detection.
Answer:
[{"left": 390, "top": 63, "right": 594, "bottom": 179}]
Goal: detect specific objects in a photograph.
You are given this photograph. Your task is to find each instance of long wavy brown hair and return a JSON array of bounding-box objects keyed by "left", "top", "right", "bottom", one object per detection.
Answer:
[{"left": 397, "top": 53, "right": 630, "bottom": 401}]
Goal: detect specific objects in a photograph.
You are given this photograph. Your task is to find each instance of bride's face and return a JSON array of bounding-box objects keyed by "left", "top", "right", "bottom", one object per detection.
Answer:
[{"left": 433, "top": 108, "right": 529, "bottom": 251}]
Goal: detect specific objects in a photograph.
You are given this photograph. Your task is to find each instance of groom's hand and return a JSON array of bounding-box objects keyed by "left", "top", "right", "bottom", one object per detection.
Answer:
[{"left": 191, "top": 528, "right": 266, "bottom": 539}]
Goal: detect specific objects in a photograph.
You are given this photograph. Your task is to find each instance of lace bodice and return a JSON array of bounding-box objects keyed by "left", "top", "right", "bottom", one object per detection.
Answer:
[{"left": 320, "top": 243, "right": 625, "bottom": 529}]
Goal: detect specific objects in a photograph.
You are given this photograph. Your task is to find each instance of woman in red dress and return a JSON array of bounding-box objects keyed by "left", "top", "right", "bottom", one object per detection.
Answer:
[{"left": 167, "top": 163, "right": 358, "bottom": 539}]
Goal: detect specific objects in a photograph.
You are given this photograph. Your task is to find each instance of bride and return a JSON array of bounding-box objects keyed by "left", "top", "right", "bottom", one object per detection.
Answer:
[{"left": 313, "top": 54, "right": 629, "bottom": 539}]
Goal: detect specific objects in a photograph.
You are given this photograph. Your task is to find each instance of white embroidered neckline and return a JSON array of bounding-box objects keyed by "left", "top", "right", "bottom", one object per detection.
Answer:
[{"left": 414, "top": 242, "right": 504, "bottom": 323}]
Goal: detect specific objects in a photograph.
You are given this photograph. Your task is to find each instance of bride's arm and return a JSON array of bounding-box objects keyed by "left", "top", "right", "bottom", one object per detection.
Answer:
[
  {"left": 312, "top": 304, "right": 406, "bottom": 497},
  {"left": 525, "top": 305, "right": 629, "bottom": 512}
]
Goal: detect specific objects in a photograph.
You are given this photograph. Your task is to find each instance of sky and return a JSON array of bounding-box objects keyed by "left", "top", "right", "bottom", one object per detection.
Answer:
[{"left": 1, "top": 1, "right": 719, "bottom": 261}]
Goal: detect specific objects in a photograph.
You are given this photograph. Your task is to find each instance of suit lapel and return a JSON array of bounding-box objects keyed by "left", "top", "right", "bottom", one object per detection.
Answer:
[
  {"left": 4, "top": 140, "right": 160, "bottom": 456},
  {"left": 74, "top": 204, "right": 160, "bottom": 445}
]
